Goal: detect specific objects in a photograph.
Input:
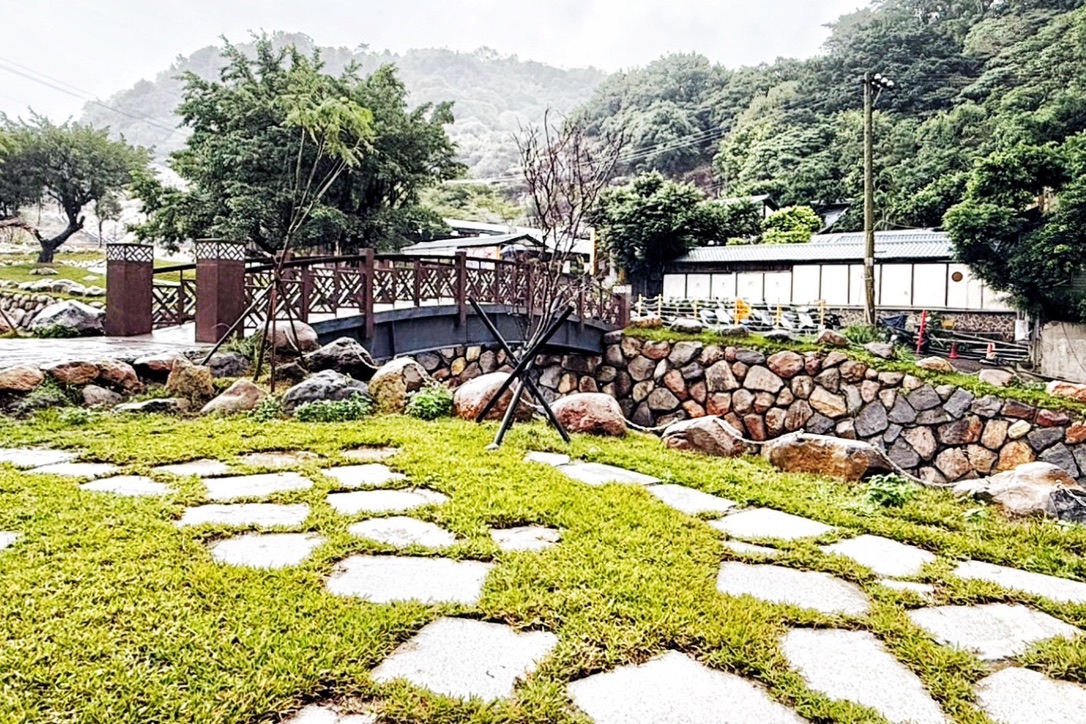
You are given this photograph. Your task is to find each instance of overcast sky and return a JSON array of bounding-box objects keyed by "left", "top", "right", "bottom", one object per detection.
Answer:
[{"left": 1, "top": 0, "right": 864, "bottom": 121}]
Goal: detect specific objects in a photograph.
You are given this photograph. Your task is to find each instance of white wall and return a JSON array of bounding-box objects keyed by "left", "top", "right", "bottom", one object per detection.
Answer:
[{"left": 1040, "top": 322, "right": 1086, "bottom": 383}]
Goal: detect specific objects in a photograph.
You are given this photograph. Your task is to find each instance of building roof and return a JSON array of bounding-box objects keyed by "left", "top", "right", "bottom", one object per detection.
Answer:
[
  {"left": 673, "top": 229, "right": 953, "bottom": 265},
  {"left": 716, "top": 194, "right": 779, "bottom": 209},
  {"left": 400, "top": 232, "right": 542, "bottom": 255}
]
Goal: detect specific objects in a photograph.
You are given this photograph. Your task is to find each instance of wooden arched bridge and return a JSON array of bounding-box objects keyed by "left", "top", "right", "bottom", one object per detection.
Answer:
[{"left": 106, "top": 241, "right": 630, "bottom": 358}]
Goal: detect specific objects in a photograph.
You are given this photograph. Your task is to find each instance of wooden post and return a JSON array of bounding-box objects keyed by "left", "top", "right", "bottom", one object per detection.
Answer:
[
  {"left": 455, "top": 251, "right": 467, "bottom": 327},
  {"left": 104, "top": 243, "right": 154, "bottom": 336},
  {"left": 362, "top": 248, "right": 375, "bottom": 341},
  {"left": 299, "top": 268, "right": 313, "bottom": 323},
  {"left": 412, "top": 258, "right": 422, "bottom": 308},
  {"left": 618, "top": 289, "right": 631, "bottom": 328},
  {"left": 194, "top": 239, "right": 247, "bottom": 344}
]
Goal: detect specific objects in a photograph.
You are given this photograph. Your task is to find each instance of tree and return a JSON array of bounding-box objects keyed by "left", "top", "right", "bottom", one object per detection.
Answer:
[
  {"left": 0, "top": 116, "right": 148, "bottom": 262},
  {"left": 421, "top": 181, "right": 523, "bottom": 224},
  {"left": 763, "top": 205, "right": 823, "bottom": 243},
  {"left": 135, "top": 37, "right": 461, "bottom": 254}
]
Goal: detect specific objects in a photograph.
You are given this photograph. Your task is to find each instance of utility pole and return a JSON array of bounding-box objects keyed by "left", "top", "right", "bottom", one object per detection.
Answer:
[{"left": 863, "top": 72, "right": 893, "bottom": 327}]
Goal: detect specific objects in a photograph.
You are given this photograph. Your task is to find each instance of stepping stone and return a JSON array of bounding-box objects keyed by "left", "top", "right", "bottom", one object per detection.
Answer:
[
  {"left": 781, "top": 629, "right": 948, "bottom": 724},
  {"left": 724, "top": 541, "right": 780, "bottom": 558},
  {"left": 282, "top": 704, "right": 377, "bottom": 723},
  {"left": 646, "top": 484, "right": 736, "bottom": 516},
  {"left": 209, "top": 532, "right": 325, "bottom": 569},
  {"left": 490, "top": 525, "right": 560, "bottom": 552},
  {"left": 878, "top": 580, "right": 935, "bottom": 599},
  {"left": 203, "top": 472, "right": 313, "bottom": 502},
  {"left": 327, "top": 489, "right": 448, "bottom": 516},
  {"left": 153, "top": 459, "right": 232, "bottom": 478},
  {"left": 716, "top": 562, "right": 869, "bottom": 616},
  {"left": 326, "top": 555, "right": 493, "bottom": 604},
  {"left": 559, "top": 461, "right": 658, "bottom": 486},
  {"left": 821, "top": 535, "right": 936, "bottom": 578},
  {"left": 567, "top": 650, "right": 805, "bottom": 724},
  {"left": 372, "top": 617, "right": 557, "bottom": 701},
  {"left": 0, "top": 532, "right": 20, "bottom": 551},
  {"left": 341, "top": 447, "right": 399, "bottom": 463},
  {"left": 237, "top": 450, "right": 320, "bottom": 469},
  {"left": 348, "top": 517, "right": 456, "bottom": 548},
  {"left": 322, "top": 464, "right": 406, "bottom": 488},
  {"left": 709, "top": 508, "right": 834, "bottom": 541},
  {"left": 975, "top": 667, "right": 1086, "bottom": 724},
  {"left": 954, "top": 560, "right": 1086, "bottom": 605},
  {"left": 524, "top": 451, "right": 571, "bottom": 467},
  {"left": 908, "top": 603, "right": 1081, "bottom": 661},
  {"left": 81, "top": 476, "right": 171, "bottom": 497},
  {"left": 0, "top": 448, "right": 78, "bottom": 469},
  {"left": 176, "top": 503, "right": 310, "bottom": 528},
  {"left": 28, "top": 462, "right": 119, "bottom": 479}
]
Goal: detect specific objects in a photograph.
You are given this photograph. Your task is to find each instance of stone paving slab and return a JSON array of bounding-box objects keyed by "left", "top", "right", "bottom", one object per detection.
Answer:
[
  {"left": 282, "top": 704, "right": 377, "bottom": 723},
  {"left": 723, "top": 541, "right": 781, "bottom": 558},
  {"left": 203, "top": 472, "right": 313, "bottom": 502},
  {"left": 716, "top": 562, "right": 870, "bottom": 616},
  {"left": 327, "top": 489, "right": 449, "bottom": 516},
  {"left": 878, "top": 579, "right": 936, "bottom": 599},
  {"left": 646, "top": 484, "right": 737, "bottom": 516},
  {"left": 490, "top": 525, "right": 561, "bottom": 552},
  {"left": 524, "top": 451, "right": 571, "bottom": 467},
  {"left": 237, "top": 451, "right": 320, "bottom": 469},
  {"left": 709, "top": 508, "right": 834, "bottom": 541},
  {"left": 341, "top": 447, "right": 399, "bottom": 463},
  {"left": 567, "top": 650, "right": 806, "bottom": 724},
  {"left": 81, "top": 476, "right": 171, "bottom": 497},
  {"left": 955, "top": 560, "right": 1086, "bottom": 605},
  {"left": 28, "top": 462, "right": 120, "bottom": 479},
  {"left": 348, "top": 517, "right": 456, "bottom": 548},
  {"left": 0, "top": 532, "right": 20, "bottom": 551},
  {"left": 176, "top": 503, "right": 310, "bottom": 528},
  {"left": 322, "top": 464, "right": 406, "bottom": 489},
  {"left": 326, "top": 555, "right": 494, "bottom": 604},
  {"left": 153, "top": 459, "right": 232, "bottom": 478},
  {"left": 908, "top": 603, "right": 1081, "bottom": 661},
  {"left": 209, "top": 532, "right": 325, "bottom": 569},
  {"left": 821, "top": 535, "right": 936, "bottom": 578},
  {"left": 781, "top": 629, "right": 948, "bottom": 724},
  {"left": 975, "top": 667, "right": 1086, "bottom": 724},
  {"left": 0, "top": 448, "right": 78, "bottom": 469},
  {"left": 558, "top": 461, "right": 659, "bottom": 486},
  {"left": 371, "top": 617, "right": 557, "bottom": 701}
]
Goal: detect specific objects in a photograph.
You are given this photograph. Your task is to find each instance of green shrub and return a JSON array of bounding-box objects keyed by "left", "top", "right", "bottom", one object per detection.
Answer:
[
  {"left": 843, "top": 324, "right": 880, "bottom": 345},
  {"left": 249, "top": 396, "right": 285, "bottom": 422},
  {"left": 31, "top": 324, "right": 79, "bottom": 339},
  {"left": 56, "top": 407, "right": 93, "bottom": 426},
  {"left": 864, "top": 474, "right": 919, "bottom": 508},
  {"left": 406, "top": 384, "right": 454, "bottom": 420},
  {"left": 294, "top": 394, "right": 373, "bottom": 422}
]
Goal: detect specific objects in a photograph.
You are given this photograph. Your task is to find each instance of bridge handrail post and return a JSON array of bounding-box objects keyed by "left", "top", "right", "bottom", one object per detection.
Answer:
[
  {"left": 362, "top": 248, "right": 375, "bottom": 340},
  {"left": 106, "top": 243, "right": 154, "bottom": 336},
  {"left": 299, "top": 268, "right": 312, "bottom": 323},
  {"left": 455, "top": 251, "right": 467, "bottom": 327},
  {"left": 412, "top": 258, "right": 422, "bottom": 308}
]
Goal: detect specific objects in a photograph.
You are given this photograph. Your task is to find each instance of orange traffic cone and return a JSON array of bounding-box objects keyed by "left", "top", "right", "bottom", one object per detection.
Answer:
[
  {"left": 949, "top": 342, "right": 958, "bottom": 359},
  {"left": 985, "top": 342, "right": 996, "bottom": 360}
]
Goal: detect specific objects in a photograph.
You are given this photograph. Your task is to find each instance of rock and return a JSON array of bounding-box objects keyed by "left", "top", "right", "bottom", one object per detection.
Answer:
[
  {"left": 263, "top": 320, "right": 319, "bottom": 356},
  {"left": 966, "top": 444, "right": 999, "bottom": 476},
  {"left": 202, "top": 352, "right": 251, "bottom": 379},
  {"left": 42, "top": 360, "right": 99, "bottom": 387},
  {"left": 809, "top": 387, "right": 848, "bottom": 419},
  {"left": 814, "top": 368, "right": 840, "bottom": 393},
  {"left": 937, "top": 416, "right": 983, "bottom": 446},
  {"left": 29, "top": 300, "right": 104, "bottom": 336},
  {"left": 668, "top": 342, "right": 702, "bottom": 367},
  {"left": 888, "top": 440, "right": 921, "bottom": 469},
  {"left": 705, "top": 361, "right": 740, "bottom": 392},
  {"left": 669, "top": 318, "right": 704, "bottom": 334},
  {"left": 201, "top": 379, "right": 268, "bottom": 415},
  {"left": 979, "top": 369, "right": 1014, "bottom": 387},
  {"left": 276, "top": 361, "right": 309, "bottom": 383},
  {"left": 1046, "top": 380, "right": 1086, "bottom": 403},
  {"left": 1002, "top": 400, "right": 1036, "bottom": 420},
  {"left": 451, "top": 372, "right": 531, "bottom": 422},
  {"left": 165, "top": 358, "right": 215, "bottom": 402},
  {"left": 81, "top": 385, "right": 122, "bottom": 407},
  {"left": 662, "top": 416, "right": 749, "bottom": 457},
  {"left": 744, "top": 366, "right": 784, "bottom": 393},
  {"left": 981, "top": 420, "right": 1009, "bottom": 450},
  {"left": 935, "top": 448, "right": 972, "bottom": 481},
  {"left": 971, "top": 395, "right": 1004, "bottom": 418},
  {"left": 368, "top": 357, "right": 432, "bottom": 414},
  {"left": 815, "top": 329, "right": 849, "bottom": 348},
  {"left": 805, "top": 413, "right": 835, "bottom": 435},
  {"left": 864, "top": 342, "right": 896, "bottom": 360},
  {"left": 997, "top": 441, "right": 1036, "bottom": 471},
  {"left": 1067, "top": 422, "right": 1086, "bottom": 445},
  {"left": 944, "top": 388, "right": 975, "bottom": 419},
  {"left": 735, "top": 349, "right": 766, "bottom": 366},
  {"left": 791, "top": 375, "right": 815, "bottom": 399},
  {"left": 839, "top": 360, "right": 868, "bottom": 383},
  {"left": 906, "top": 385, "right": 942, "bottom": 412},
  {"left": 762, "top": 433, "right": 889, "bottom": 481},
  {"left": 282, "top": 369, "right": 370, "bottom": 413},
  {"left": 628, "top": 356, "right": 656, "bottom": 382},
  {"left": 804, "top": 353, "right": 822, "bottom": 377},
  {"left": 621, "top": 336, "right": 644, "bottom": 358},
  {"left": 1040, "top": 443, "right": 1080, "bottom": 478},
  {"left": 0, "top": 365, "right": 44, "bottom": 393},
  {"left": 732, "top": 389, "right": 755, "bottom": 414},
  {"left": 551, "top": 393, "right": 626, "bottom": 437},
  {"left": 767, "top": 351, "right": 805, "bottom": 379},
  {"left": 854, "top": 403, "right": 889, "bottom": 438},
  {"left": 133, "top": 352, "right": 187, "bottom": 382},
  {"left": 1007, "top": 419, "right": 1031, "bottom": 439},
  {"left": 916, "top": 356, "right": 955, "bottom": 372},
  {"left": 647, "top": 387, "right": 681, "bottom": 412},
  {"left": 96, "top": 360, "right": 141, "bottom": 393},
  {"left": 642, "top": 341, "right": 671, "bottom": 361},
  {"left": 1027, "top": 427, "right": 1063, "bottom": 452},
  {"left": 954, "top": 462, "right": 1085, "bottom": 521},
  {"left": 903, "top": 427, "right": 938, "bottom": 461},
  {"left": 785, "top": 400, "right": 814, "bottom": 431},
  {"left": 115, "top": 398, "right": 190, "bottom": 414},
  {"left": 878, "top": 371, "right": 905, "bottom": 386},
  {"left": 1036, "top": 409, "right": 1071, "bottom": 428}
]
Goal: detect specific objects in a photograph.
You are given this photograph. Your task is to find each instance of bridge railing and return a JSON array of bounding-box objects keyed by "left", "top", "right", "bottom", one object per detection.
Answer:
[{"left": 151, "top": 263, "right": 197, "bottom": 329}]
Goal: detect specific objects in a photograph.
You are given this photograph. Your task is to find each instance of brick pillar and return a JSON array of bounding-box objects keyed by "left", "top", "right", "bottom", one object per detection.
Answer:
[
  {"left": 195, "top": 239, "right": 247, "bottom": 344},
  {"left": 104, "top": 243, "right": 154, "bottom": 336}
]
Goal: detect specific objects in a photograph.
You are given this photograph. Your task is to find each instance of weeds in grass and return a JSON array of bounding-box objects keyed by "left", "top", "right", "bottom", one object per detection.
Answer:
[
  {"left": 30, "top": 324, "right": 80, "bottom": 339},
  {"left": 294, "top": 393, "right": 373, "bottom": 422},
  {"left": 864, "top": 474, "right": 919, "bottom": 508},
  {"left": 843, "top": 324, "right": 882, "bottom": 345},
  {"left": 249, "top": 396, "right": 285, "bottom": 422},
  {"left": 406, "top": 384, "right": 453, "bottom": 420}
]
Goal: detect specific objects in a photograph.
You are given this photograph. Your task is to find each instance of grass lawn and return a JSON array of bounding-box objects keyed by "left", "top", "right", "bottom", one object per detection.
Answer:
[
  {"left": 0, "top": 251, "right": 106, "bottom": 290},
  {"left": 1, "top": 412, "right": 1085, "bottom": 722}
]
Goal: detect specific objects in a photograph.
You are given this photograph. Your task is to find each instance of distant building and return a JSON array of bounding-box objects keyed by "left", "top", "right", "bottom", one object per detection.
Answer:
[
  {"left": 399, "top": 232, "right": 543, "bottom": 260},
  {"left": 716, "top": 194, "right": 779, "bottom": 220}
]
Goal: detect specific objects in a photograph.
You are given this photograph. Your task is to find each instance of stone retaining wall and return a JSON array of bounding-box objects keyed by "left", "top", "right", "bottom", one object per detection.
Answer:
[
  {"left": 414, "top": 345, "right": 515, "bottom": 386},
  {"left": 834, "top": 308, "right": 1016, "bottom": 340},
  {"left": 529, "top": 333, "right": 1086, "bottom": 485},
  {"left": 0, "top": 291, "right": 61, "bottom": 330}
]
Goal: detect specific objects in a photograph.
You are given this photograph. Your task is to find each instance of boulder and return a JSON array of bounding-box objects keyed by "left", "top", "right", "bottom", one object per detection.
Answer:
[
  {"left": 133, "top": 352, "right": 188, "bottom": 382},
  {"left": 864, "top": 342, "right": 896, "bottom": 360},
  {"left": 29, "top": 300, "right": 104, "bottom": 336},
  {"left": 42, "top": 361, "right": 99, "bottom": 387},
  {"left": 551, "top": 393, "right": 627, "bottom": 437},
  {"left": 165, "top": 358, "right": 215, "bottom": 402},
  {"left": 662, "top": 416, "right": 749, "bottom": 457},
  {"left": 916, "top": 356, "right": 955, "bottom": 373},
  {"left": 368, "top": 357, "right": 432, "bottom": 414},
  {"left": 0, "top": 365, "right": 44, "bottom": 393},
  {"left": 978, "top": 369, "right": 1014, "bottom": 388},
  {"left": 452, "top": 372, "right": 532, "bottom": 422},
  {"left": 1046, "top": 379, "right": 1086, "bottom": 403},
  {"left": 761, "top": 433, "right": 889, "bottom": 481},
  {"left": 115, "top": 398, "right": 190, "bottom": 414},
  {"left": 263, "top": 320, "right": 320, "bottom": 355},
  {"left": 96, "top": 360, "right": 141, "bottom": 393},
  {"left": 82, "top": 385, "right": 122, "bottom": 408},
  {"left": 282, "top": 369, "right": 370, "bottom": 413},
  {"left": 669, "top": 318, "right": 704, "bottom": 334},
  {"left": 954, "top": 462, "right": 1086, "bottom": 521},
  {"left": 304, "top": 337, "right": 378, "bottom": 380},
  {"left": 815, "top": 329, "right": 849, "bottom": 348},
  {"left": 206, "top": 352, "right": 252, "bottom": 379},
  {"left": 201, "top": 379, "right": 268, "bottom": 415}
]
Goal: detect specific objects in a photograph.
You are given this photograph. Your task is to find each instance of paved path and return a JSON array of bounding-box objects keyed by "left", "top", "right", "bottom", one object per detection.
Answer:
[
  {"left": 4, "top": 443, "right": 1086, "bottom": 723},
  {"left": 0, "top": 325, "right": 201, "bottom": 366}
]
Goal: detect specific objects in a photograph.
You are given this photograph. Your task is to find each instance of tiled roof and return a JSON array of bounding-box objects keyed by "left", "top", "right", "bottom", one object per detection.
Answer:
[{"left": 674, "top": 230, "right": 953, "bottom": 264}]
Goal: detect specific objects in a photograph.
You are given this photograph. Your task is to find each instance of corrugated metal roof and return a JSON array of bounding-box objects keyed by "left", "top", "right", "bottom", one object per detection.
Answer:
[
  {"left": 400, "top": 232, "right": 542, "bottom": 253},
  {"left": 674, "top": 230, "right": 953, "bottom": 264}
]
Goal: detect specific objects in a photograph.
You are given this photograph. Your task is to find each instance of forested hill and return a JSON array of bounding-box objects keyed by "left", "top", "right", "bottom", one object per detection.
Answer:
[
  {"left": 81, "top": 32, "right": 605, "bottom": 179},
  {"left": 575, "top": 0, "right": 1086, "bottom": 231}
]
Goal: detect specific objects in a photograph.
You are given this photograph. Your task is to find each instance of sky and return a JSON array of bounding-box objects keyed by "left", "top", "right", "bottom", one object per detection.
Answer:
[{"left": 0, "top": 0, "right": 863, "bottom": 121}]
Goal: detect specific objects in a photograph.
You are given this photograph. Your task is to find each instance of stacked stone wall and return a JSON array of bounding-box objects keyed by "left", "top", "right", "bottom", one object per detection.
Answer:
[{"left": 0, "top": 291, "right": 63, "bottom": 331}]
